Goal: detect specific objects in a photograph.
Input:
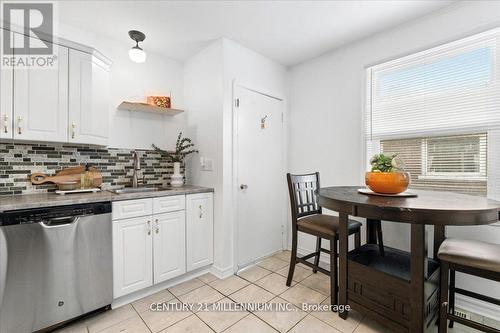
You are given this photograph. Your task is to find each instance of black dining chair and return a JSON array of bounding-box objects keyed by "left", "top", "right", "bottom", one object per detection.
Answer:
[
  {"left": 286, "top": 172, "right": 383, "bottom": 308},
  {"left": 439, "top": 238, "right": 500, "bottom": 333}
]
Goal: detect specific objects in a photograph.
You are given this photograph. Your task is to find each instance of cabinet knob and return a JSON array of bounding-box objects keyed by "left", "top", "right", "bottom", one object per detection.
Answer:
[
  {"left": 240, "top": 184, "right": 248, "bottom": 190},
  {"left": 71, "top": 122, "right": 76, "bottom": 139},
  {"left": 199, "top": 205, "right": 203, "bottom": 219},
  {"left": 2, "top": 114, "right": 8, "bottom": 134},
  {"left": 147, "top": 220, "right": 151, "bottom": 235},
  {"left": 155, "top": 219, "right": 159, "bottom": 234}
]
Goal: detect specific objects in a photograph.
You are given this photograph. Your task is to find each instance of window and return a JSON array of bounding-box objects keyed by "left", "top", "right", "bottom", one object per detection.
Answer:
[
  {"left": 379, "top": 134, "right": 487, "bottom": 196},
  {"left": 365, "top": 28, "right": 500, "bottom": 197}
]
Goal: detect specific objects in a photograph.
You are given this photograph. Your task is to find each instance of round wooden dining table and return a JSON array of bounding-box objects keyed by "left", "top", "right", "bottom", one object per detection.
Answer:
[{"left": 317, "top": 186, "right": 500, "bottom": 333}]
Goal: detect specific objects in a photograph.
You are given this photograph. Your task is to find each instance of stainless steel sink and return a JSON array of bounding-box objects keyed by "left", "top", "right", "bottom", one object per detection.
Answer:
[{"left": 110, "top": 187, "right": 160, "bottom": 194}]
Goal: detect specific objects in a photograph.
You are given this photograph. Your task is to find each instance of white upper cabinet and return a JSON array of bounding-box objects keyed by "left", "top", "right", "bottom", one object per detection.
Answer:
[
  {"left": 186, "top": 193, "right": 214, "bottom": 271},
  {"left": 1, "top": 30, "right": 111, "bottom": 145},
  {"left": 68, "top": 49, "right": 110, "bottom": 145},
  {"left": 13, "top": 34, "right": 68, "bottom": 142},
  {"left": 0, "top": 30, "right": 13, "bottom": 140}
]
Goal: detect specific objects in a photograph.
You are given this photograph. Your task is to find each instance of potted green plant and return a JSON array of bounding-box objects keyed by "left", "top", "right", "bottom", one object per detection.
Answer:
[
  {"left": 152, "top": 132, "right": 198, "bottom": 187},
  {"left": 365, "top": 153, "right": 409, "bottom": 194}
]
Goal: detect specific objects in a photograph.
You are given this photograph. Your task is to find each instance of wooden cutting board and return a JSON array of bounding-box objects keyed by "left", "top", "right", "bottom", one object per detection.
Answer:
[{"left": 31, "top": 166, "right": 102, "bottom": 186}]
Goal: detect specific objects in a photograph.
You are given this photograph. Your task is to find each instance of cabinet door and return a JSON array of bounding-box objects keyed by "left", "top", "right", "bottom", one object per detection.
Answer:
[
  {"left": 0, "top": 30, "right": 13, "bottom": 139},
  {"left": 186, "top": 193, "right": 214, "bottom": 271},
  {"left": 153, "top": 211, "right": 186, "bottom": 283},
  {"left": 13, "top": 34, "right": 68, "bottom": 142},
  {"left": 68, "top": 49, "right": 109, "bottom": 145},
  {"left": 113, "top": 216, "right": 153, "bottom": 298}
]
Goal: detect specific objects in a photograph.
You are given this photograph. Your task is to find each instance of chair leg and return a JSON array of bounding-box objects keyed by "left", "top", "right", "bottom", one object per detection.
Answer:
[
  {"left": 330, "top": 237, "right": 338, "bottom": 310},
  {"left": 354, "top": 230, "right": 361, "bottom": 249},
  {"left": 313, "top": 237, "right": 321, "bottom": 273},
  {"left": 448, "top": 269, "right": 456, "bottom": 328},
  {"left": 376, "top": 221, "right": 385, "bottom": 256},
  {"left": 439, "top": 261, "right": 450, "bottom": 333},
  {"left": 287, "top": 228, "right": 298, "bottom": 287}
]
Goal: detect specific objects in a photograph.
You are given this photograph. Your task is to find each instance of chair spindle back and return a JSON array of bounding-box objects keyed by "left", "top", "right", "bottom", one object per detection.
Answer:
[{"left": 287, "top": 172, "right": 322, "bottom": 224}]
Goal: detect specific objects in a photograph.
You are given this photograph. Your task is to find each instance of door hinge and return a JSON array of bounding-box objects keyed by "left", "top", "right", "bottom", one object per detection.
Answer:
[{"left": 235, "top": 98, "right": 240, "bottom": 108}]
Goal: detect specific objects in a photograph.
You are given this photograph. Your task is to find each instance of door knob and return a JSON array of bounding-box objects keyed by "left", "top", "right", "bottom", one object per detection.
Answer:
[{"left": 240, "top": 184, "right": 248, "bottom": 190}]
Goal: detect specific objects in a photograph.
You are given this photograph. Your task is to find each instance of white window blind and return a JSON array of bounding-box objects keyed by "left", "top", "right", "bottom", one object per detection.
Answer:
[{"left": 365, "top": 28, "right": 500, "bottom": 197}]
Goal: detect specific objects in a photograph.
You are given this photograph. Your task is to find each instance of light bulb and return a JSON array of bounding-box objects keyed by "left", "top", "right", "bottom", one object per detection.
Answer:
[{"left": 129, "top": 46, "right": 146, "bottom": 63}]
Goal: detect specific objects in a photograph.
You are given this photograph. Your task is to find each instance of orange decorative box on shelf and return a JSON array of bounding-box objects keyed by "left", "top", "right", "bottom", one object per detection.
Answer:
[
  {"left": 365, "top": 171, "right": 410, "bottom": 195},
  {"left": 147, "top": 96, "right": 171, "bottom": 108}
]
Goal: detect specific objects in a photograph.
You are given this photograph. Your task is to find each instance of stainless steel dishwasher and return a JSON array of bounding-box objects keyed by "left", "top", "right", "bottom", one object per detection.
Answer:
[{"left": 0, "top": 202, "right": 112, "bottom": 333}]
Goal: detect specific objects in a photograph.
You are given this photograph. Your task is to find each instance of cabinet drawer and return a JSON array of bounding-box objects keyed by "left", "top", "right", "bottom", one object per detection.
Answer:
[
  {"left": 153, "top": 195, "right": 185, "bottom": 214},
  {"left": 112, "top": 199, "right": 153, "bottom": 220}
]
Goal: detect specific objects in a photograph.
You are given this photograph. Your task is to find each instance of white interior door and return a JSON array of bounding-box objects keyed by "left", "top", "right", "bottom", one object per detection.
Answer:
[{"left": 236, "top": 86, "right": 284, "bottom": 268}]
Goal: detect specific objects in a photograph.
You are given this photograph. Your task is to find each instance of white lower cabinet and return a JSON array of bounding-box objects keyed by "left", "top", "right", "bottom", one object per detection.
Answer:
[
  {"left": 112, "top": 193, "right": 213, "bottom": 299},
  {"left": 153, "top": 211, "right": 186, "bottom": 283},
  {"left": 186, "top": 193, "right": 214, "bottom": 271},
  {"left": 113, "top": 216, "right": 153, "bottom": 298}
]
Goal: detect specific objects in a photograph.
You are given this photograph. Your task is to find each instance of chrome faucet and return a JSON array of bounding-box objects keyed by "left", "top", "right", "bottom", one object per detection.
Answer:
[{"left": 132, "top": 150, "right": 141, "bottom": 188}]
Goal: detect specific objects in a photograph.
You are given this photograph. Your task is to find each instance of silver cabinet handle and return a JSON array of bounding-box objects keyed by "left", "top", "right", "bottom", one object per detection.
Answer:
[
  {"left": 199, "top": 205, "right": 203, "bottom": 219},
  {"left": 71, "top": 122, "right": 76, "bottom": 139},
  {"left": 147, "top": 220, "right": 151, "bottom": 236},
  {"left": 17, "top": 116, "right": 22, "bottom": 135},
  {"left": 155, "top": 219, "right": 159, "bottom": 234},
  {"left": 240, "top": 184, "right": 248, "bottom": 190},
  {"left": 2, "top": 114, "right": 8, "bottom": 134}
]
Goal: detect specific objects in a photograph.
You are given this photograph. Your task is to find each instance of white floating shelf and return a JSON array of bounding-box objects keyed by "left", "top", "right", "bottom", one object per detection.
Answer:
[{"left": 118, "top": 101, "right": 184, "bottom": 116}]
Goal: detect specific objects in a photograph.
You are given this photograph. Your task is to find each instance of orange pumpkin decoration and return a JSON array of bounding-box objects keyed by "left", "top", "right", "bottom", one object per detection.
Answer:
[{"left": 365, "top": 172, "right": 410, "bottom": 195}]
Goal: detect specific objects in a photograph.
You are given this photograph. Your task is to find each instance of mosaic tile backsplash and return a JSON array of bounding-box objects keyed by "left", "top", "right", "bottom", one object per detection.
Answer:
[{"left": 0, "top": 143, "right": 181, "bottom": 195}]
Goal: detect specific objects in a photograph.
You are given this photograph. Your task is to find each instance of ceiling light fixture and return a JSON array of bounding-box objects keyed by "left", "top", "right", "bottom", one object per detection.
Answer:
[{"left": 128, "top": 30, "right": 146, "bottom": 63}]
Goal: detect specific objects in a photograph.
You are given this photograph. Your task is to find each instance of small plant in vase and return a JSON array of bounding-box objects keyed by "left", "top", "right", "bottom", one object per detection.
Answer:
[
  {"left": 365, "top": 153, "right": 410, "bottom": 194},
  {"left": 152, "top": 132, "right": 198, "bottom": 187}
]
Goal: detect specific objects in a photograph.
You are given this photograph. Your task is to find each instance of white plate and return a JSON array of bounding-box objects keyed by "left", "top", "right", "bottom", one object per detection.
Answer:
[{"left": 358, "top": 188, "right": 417, "bottom": 197}]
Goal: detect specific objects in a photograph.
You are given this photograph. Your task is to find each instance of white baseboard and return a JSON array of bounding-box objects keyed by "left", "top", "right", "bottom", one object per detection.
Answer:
[
  {"left": 210, "top": 265, "right": 234, "bottom": 279},
  {"left": 456, "top": 294, "right": 500, "bottom": 322},
  {"left": 111, "top": 266, "right": 211, "bottom": 309}
]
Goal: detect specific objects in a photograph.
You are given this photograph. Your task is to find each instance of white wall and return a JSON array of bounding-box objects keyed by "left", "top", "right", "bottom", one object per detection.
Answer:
[
  {"left": 184, "top": 38, "right": 288, "bottom": 276},
  {"left": 289, "top": 0, "right": 500, "bottom": 318},
  {"left": 57, "top": 23, "right": 185, "bottom": 149},
  {"left": 184, "top": 40, "right": 226, "bottom": 275}
]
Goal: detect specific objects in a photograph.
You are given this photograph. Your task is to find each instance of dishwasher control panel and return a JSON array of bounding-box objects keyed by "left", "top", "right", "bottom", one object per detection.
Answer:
[{"left": 0, "top": 202, "right": 111, "bottom": 226}]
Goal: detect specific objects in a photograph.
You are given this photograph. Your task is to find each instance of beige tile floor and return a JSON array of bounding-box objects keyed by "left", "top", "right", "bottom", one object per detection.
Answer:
[{"left": 55, "top": 250, "right": 481, "bottom": 333}]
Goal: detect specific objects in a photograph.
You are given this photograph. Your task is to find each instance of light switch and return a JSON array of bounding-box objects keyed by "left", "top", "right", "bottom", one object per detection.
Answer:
[{"left": 202, "top": 158, "right": 213, "bottom": 171}]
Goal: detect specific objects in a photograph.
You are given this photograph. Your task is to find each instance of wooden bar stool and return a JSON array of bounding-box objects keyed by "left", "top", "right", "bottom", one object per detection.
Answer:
[
  {"left": 438, "top": 238, "right": 500, "bottom": 333},
  {"left": 286, "top": 172, "right": 383, "bottom": 308}
]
